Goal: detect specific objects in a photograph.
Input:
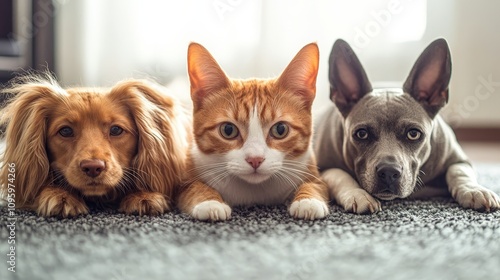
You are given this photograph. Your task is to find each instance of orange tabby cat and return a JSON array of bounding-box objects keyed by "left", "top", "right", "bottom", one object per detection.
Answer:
[{"left": 176, "top": 42, "right": 329, "bottom": 221}]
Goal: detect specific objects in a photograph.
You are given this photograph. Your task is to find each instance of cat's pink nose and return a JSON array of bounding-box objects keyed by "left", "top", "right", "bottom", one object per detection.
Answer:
[{"left": 246, "top": 157, "right": 264, "bottom": 170}]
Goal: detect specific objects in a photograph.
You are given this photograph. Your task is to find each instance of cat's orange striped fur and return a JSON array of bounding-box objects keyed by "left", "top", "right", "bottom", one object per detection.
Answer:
[{"left": 176, "top": 42, "right": 329, "bottom": 221}]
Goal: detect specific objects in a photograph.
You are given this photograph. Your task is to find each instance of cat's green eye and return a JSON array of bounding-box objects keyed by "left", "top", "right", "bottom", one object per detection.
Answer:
[
  {"left": 270, "top": 122, "right": 289, "bottom": 139},
  {"left": 219, "top": 122, "right": 239, "bottom": 139}
]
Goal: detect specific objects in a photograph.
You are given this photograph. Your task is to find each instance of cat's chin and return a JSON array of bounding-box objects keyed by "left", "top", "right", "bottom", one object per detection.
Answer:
[{"left": 238, "top": 173, "right": 273, "bottom": 185}]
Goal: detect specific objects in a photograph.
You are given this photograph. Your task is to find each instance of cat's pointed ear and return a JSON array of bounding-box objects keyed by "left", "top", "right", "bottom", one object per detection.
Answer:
[
  {"left": 329, "top": 39, "right": 372, "bottom": 117},
  {"left": 403, "top": 38, "right": 451, "bottom": 118},
  {"left": 187, "top": 42, "right": 230, "bottom": 108},
  {"left": 277, "top": 43, "right": 320, "bottom": 107}
]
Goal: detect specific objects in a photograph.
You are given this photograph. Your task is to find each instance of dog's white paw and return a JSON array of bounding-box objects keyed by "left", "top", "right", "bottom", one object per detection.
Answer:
[
  {"left": 453, "top": 184, "right": 500, "bottom": 212},
  {"left": 191, "top": 200, "right": 232, "bottom": 221},
  {"left": 289, "top": 198, "right": 329, "bottom": 220},
  {"left": 338, "top": 189, "right": 381, "bottom": 214}
]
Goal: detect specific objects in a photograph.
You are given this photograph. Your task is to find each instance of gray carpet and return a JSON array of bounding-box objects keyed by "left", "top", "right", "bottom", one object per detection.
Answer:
[{"left": 1, "top": 163, "right": 499, "bottom": 280}]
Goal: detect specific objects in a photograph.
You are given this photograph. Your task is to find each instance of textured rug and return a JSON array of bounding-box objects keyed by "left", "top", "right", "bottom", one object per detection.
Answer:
[{"left": 1, "top": 163, "right": 499, "bottom": 280}]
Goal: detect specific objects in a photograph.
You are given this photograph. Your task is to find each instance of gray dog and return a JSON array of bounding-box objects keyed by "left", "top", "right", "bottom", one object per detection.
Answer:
[{"left": 314, "top": 38, "right": 500, "bottom": 213}]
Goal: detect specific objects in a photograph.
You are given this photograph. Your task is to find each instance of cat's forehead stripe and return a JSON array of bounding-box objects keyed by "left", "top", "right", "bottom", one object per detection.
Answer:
[{"left": 233, "top": 80, "right": 280, "bottom": 123}]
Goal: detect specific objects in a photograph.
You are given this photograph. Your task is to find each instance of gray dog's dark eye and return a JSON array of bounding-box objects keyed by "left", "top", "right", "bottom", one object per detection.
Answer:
[
  {"left": 355, "top": 129, "right": 369, "bottom": 140},
  {"left": 407, "top": 129, "right": 422, "bottom": 141}
]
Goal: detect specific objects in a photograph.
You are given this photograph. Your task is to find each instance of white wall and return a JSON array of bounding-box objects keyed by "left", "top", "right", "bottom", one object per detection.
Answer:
[
  {"left": 443, "top": 0, "right": 500, "bottom": 127},
  {"left": 55, "top": 0, "right": 500, "bottom": 127}
]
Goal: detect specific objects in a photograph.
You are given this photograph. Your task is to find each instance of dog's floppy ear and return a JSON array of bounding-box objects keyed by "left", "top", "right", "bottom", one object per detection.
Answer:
[
  {"left": 329, "top": 39, "right": 372, "bottom": 117},
  {"left": 187, "top": 42, "right": 231, "bottom": 110},
  {"left": 0, "top": 76, "right": 67, "bottom": 207},
  {"left": 403, "top": 38, "right": 451, "bottom": 118},
  {"left": 109, "top": 80, "right": 187, "bottom": 203}
]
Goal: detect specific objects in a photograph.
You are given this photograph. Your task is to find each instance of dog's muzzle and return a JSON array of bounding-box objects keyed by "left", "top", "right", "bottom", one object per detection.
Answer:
[
  {"left": 373, "top": 162, "right": 402, "bottom": 199},
  {"left": 80, "top": 159, "right": 106, "bottom": 178}
]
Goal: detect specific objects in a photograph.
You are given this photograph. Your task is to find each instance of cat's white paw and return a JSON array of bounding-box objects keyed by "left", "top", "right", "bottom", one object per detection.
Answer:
[
  {"left": 191, "top": 200, "right": 232, "bottom": 221},
  {"left": 452, "top": 184, "right": 500, "bottom": 212},
  {"left": 289, "top": 198, "right": 329, "bottom": 220},
  {"left": 338, "top": 188, "right": 381, "bottom": 214}
]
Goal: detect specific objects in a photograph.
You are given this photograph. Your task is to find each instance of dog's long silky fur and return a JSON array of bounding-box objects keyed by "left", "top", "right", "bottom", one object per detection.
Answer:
[{"left": 0, "top": 74, "right": 190, "bottom": 216}]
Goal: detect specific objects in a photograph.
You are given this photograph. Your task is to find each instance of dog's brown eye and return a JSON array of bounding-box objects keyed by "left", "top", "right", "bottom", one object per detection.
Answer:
[
  {"left": 407, "top": 129, "right": 422, "bottom": 141},
  {"left": 355, "top": 129, "right": 369, "bottom": 140},
  {"left": 110, "top": 126, "right": 124, "bottom": 136},
  {"left": 58, "top": 127, "right": 74, "bottom": 137},
  {"left": 219, "top": 122, "right": 239, "bottom": 139}
]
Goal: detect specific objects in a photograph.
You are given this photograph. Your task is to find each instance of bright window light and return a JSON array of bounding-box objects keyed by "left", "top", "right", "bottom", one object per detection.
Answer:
[{"left": 386, "top": 0, "right": 427, "bottom": 42}]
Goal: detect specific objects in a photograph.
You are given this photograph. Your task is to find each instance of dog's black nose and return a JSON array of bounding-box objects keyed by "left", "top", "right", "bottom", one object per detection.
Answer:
[
  {"left": 80, "top": 159, "right": 106, "bottom": 178},
  {"left": 377, "top": 164, "right": 401, "bottom": 186}
]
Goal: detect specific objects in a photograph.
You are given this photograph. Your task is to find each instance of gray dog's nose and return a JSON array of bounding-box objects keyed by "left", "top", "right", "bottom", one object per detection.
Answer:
[
  {"left": 377, "top": 164, "right": 401, "bottom": 186},
  {"left": 80, "top": 159, "right": 106, "bottom": 178}
]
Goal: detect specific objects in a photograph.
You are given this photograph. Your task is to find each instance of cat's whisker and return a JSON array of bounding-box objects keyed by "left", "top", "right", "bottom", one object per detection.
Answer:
[
  {"left": 183, "top": 164, "right": 232, "bottom": 189},
  {"left": 270, "top": 172, "right": 286, "bottom": 186},
  {"left": 205, "top": 170, "right": 231, "bottom": 187},
  {"left": 282, "top": 159, "right": 318, "bottom": 169},
  {"left": 277, "top": 168, "right": 307, "bottom": 187},
  {"left": 273, "top": 171, "right": 299, "bottom": 191},
  {"left": 280, "top": 172, "right": 303, "bottom": 191},
  {"left": 280, "top": 166, "right": 321, "bottom": 182},
  {"left": 187, "top": 162, "right": 227, "bottom": 174},
  {"left": 270, "top": 173, "right": 289, "bottom": 190},
  {"left": 188, "top": 162, "right": 228, "bottom": 173},
  {"left": 209, "top": 174, "right": 234, "bottom": 194},
  {"left": 191, "top": 167, "right": 229, "bottom": 183}
]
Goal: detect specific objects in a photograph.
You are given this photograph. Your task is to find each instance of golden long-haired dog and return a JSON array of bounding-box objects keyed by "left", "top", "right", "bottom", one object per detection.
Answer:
[{"left": 0, "top": 75, "right": 190, "bottom": 218}]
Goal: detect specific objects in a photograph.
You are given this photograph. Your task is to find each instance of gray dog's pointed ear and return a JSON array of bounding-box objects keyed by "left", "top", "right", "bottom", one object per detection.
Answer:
[
  {"left": 329, "top": 39, "right": 372, "bottom": 117},
  {"left": 403, "top": 38, "right": 451, "bottom": 118}
]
